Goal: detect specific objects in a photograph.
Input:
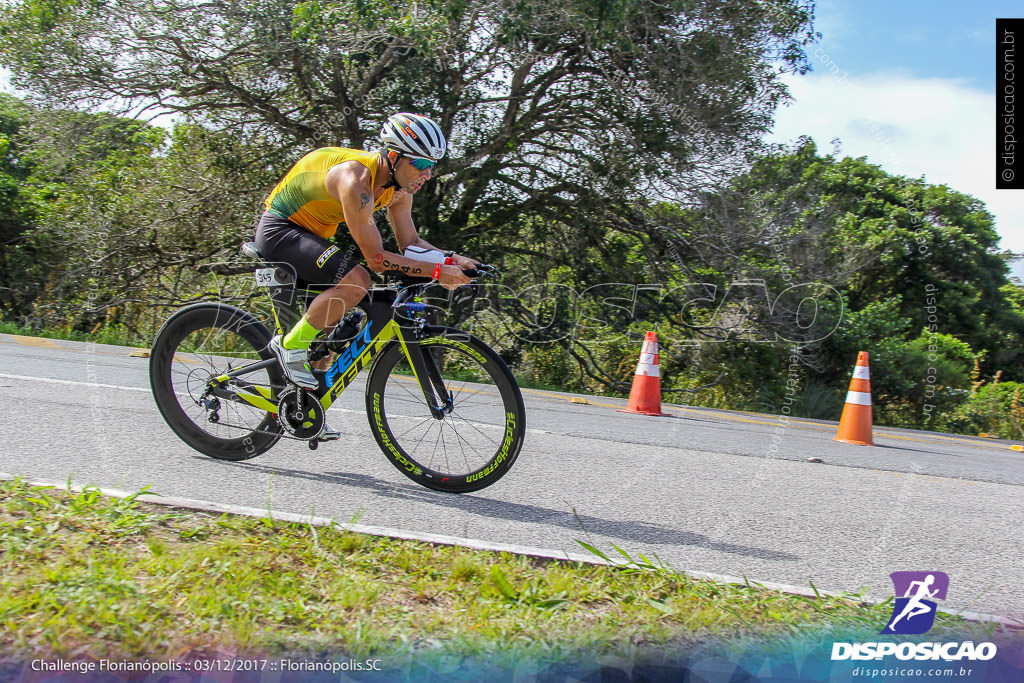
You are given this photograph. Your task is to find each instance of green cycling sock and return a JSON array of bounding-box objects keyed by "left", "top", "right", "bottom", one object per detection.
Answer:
[{"left": 281, "top": 316, "right": 321, "bottom": 350}]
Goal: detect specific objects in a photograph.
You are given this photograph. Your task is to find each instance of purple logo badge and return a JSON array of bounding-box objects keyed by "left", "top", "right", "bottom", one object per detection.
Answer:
[{"left": 881, "top": 571, "right": 949, "bottom": 635}]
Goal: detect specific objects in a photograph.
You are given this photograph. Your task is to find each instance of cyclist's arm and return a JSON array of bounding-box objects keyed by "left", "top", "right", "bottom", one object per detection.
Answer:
[
  {"left": 387, "top": 190, "right": 480, "bottom": 270},
  {"left": 325, "top": 163, "right": 468, "bottom": 285},
  {"left": 386, "top": 190, "right": 432, "bottom": 252}
]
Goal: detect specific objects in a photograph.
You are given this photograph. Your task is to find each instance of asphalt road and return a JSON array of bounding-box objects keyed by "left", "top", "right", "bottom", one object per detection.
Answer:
[{"left": 1, "top": 332, "right": 1021, "bottom": 623}]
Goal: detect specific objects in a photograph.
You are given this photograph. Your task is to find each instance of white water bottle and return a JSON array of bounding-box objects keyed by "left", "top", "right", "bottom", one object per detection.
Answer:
[{"left": 403, "top": 245, "right": 448, "bottom": 264}]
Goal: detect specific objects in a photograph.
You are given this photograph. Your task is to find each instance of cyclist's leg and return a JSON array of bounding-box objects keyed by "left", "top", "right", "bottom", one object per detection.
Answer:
[
  {"left": 255, "top": 212, "right": 360, "bottom": 287},
  {"left": 254, "top": 212, "right": 365, "bottom": 347},
  {"left": 306, "top": 265, "right": 370, "bottom": 329},
  {"left": 255, "top": 213, "right": 364, "bottom": 390},
  {"left": 305, "top": 267, "right": 369, "bottom": 372}
]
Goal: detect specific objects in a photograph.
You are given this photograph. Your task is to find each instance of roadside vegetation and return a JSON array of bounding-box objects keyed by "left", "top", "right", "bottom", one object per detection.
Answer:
[{"left": 1, "top": 478, "right": 1018, "bottom": 673}]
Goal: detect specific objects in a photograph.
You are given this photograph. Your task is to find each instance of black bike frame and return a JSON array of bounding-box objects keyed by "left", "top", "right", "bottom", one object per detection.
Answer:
[{"left": 210, "top": 281, "right": 459, "bottom": 420}]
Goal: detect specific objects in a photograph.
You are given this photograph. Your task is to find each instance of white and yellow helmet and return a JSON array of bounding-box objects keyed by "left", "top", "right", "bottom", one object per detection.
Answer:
[{"left": 379, "top": 112, "right": 447, "bottom": 161}]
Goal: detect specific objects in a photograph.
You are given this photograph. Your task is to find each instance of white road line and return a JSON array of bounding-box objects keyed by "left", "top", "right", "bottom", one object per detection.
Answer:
[
  {"left": 0, "top": 373, "right": 150, "bottom": 392},
  {"left": 0, "top": 372, "right": 528, "bottom": 432},
  {"left": 0, "top": 472, "right": 1017, "bottom": 629}
]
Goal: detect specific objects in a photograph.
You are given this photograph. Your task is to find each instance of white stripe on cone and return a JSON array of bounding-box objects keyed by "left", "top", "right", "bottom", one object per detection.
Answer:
[
  {"left": 845, "top": 391, "right": 872, "bottom": 406},
  {"left": 636, "top": 364, "right": 660, "bottom": 377},
  {"left": 852, "top": 366, "right": 871, "bottom": 380}
]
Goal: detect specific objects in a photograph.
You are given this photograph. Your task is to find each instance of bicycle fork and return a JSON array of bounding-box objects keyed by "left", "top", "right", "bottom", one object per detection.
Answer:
[{"left": 395, "top": 323, "right": 453, "bottom": 420}]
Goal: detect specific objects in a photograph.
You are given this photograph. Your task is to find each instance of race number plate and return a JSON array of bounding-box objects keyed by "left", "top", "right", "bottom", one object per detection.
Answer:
[{"left": 254, "top": 268, "right": 282, "bottom": 287}]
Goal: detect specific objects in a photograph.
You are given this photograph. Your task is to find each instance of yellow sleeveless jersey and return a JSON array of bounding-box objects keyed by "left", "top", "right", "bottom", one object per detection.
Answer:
[{"left": 265, "top": 147, "right": 395, "bottom": 239}]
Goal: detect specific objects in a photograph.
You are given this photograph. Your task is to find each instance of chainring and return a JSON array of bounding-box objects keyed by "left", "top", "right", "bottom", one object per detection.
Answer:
[{"left": 276, "top": 388, "right": 326, "bottom": 439}]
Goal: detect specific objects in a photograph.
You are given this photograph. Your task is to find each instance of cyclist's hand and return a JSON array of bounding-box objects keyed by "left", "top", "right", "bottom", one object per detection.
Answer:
[
  {"left": 437, "top": 263, "right": 473, "bottom": 290},
  {"left": 449, "top": 253, "right": 479, "bottom": 270}
]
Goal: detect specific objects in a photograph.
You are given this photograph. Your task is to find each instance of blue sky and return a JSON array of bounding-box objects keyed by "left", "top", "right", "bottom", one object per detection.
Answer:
[
  {"left": 810, "top": 1, "right": 1000, "bottom": 91},
  {"left": 768, "top": 0, "right": 1024, "bottom": 280}
]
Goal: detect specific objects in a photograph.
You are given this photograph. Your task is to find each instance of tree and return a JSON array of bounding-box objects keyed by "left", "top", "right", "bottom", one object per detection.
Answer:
[
  {"left": 676, "top": 139, "right": 1024, "bottom": 383},
  {"left": 0, "top": 93, "right": 49, "bottom": 317},
  {"left": 0, "top": 0, "right": 817, "bottom": 260},
  {"left": 608, "top": 139, "right": 1024, "bottom": 422},
  {"left": 0, "top": 95, "right": 283, "bottom": 333}
]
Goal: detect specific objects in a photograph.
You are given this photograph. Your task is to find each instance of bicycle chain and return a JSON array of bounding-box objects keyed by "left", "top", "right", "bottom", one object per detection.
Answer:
[
  {"left": 203, "top": 418, "right": 311, "bottom": 441},
  {"left": 199, "top": 380, "right": 323, "bottom": 442}
]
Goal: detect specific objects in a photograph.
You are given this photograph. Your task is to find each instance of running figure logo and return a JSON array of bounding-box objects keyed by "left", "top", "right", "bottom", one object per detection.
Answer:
[{"left": 881, "top": 571, "right": 949, "bottom": 635}]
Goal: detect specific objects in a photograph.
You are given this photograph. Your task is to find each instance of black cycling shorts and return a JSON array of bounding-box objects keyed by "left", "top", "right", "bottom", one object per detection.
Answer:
[{"left": 254, "top": 212, "right": 360, "bottom": 287}]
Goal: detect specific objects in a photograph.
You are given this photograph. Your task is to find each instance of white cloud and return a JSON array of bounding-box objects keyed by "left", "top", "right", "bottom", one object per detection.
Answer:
[{"left": 767, "top": 71, "right": 1024, "bottom": 259}]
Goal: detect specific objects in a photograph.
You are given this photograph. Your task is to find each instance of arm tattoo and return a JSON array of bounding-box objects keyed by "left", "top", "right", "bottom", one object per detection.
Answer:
[
  {"left": 359, "top": 193, "right": 370, "bottom": 211},
  {"left": 376, "top": 253, "right": 423, "bottom": 275}
]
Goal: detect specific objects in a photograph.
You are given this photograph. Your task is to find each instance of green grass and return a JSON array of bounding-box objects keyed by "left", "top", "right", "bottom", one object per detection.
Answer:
[
  {"left": 0, "top": 321, "right": 139, "bottom": 347},
  {"left": 2, "top": 478, "right": 1018, "bottom": 672}
]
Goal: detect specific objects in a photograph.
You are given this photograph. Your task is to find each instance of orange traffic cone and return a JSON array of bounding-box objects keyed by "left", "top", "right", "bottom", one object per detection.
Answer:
[
  {"left": 618, "top": 331, "right": 669, "bottom": 417},
  {"left": 834, "top": 351, "right": 874, "bottom": 446}
]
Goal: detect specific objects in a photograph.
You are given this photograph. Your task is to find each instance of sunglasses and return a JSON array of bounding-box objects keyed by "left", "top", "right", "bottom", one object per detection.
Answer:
[{"left": 406, "top": 156, "right": 436, "bottom": 171}]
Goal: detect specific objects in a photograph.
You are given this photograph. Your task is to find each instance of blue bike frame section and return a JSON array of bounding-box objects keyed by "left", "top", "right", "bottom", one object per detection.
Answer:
[{"left": 324, "top": 320, "right": 374, "bottom": 387}]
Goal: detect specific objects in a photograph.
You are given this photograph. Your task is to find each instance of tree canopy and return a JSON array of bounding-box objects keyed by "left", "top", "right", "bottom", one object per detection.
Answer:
[{"left": 0, "top": 0, "right": 817, "bottom": 257}]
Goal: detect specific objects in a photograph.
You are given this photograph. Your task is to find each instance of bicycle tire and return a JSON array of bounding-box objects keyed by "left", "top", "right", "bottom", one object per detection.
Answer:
[
  {"left": 150, "top": 303, "right": 283, "bottom": 460},
  {"left": 365, "top": 327, "right": 526, "bottom": 493}
]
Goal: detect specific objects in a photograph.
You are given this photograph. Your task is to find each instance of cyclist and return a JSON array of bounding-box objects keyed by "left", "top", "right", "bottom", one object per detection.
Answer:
[{"left": 255, "top": 113, "right": 479, "bottom": 404}]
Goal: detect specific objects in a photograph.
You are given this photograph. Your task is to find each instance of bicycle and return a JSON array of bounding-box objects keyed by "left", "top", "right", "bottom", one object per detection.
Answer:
[{"left": 148, "top": 242, "right": 526, "bottom": 493}]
